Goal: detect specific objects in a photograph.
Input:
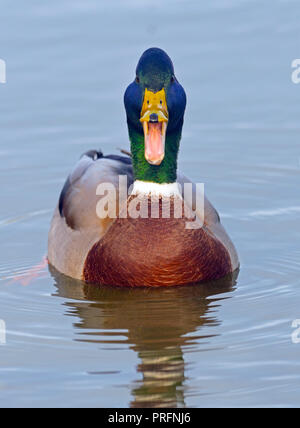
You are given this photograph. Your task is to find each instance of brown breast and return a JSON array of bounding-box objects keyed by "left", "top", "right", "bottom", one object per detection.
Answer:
[{"left": 83, "top": 195, "right": 232, "bottom": 286}]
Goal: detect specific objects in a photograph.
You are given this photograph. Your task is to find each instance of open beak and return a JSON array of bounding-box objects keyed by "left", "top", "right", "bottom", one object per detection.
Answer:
[{"left": 140, "top": 88, "right": 168, "bottom": 165}]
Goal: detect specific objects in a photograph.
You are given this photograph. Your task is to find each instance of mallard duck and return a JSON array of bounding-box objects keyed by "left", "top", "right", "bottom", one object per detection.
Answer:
[{"left": 48, "top": 48, "right": 239, "bottom": 287}]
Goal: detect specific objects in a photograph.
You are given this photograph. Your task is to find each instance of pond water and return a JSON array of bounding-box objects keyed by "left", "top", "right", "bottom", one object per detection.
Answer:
[{"left": 0, "top": 0, "right": 299, "bottom": 408}]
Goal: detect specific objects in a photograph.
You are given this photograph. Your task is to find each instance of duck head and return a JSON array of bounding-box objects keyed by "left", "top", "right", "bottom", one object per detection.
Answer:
[{"left": 124, "top": 48, "right": 186, "bottom": 184}]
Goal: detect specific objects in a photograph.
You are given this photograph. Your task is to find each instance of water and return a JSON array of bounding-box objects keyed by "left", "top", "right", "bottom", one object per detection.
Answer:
[{"left": 0, "top": 0, "right": 300, "bottom": 408}]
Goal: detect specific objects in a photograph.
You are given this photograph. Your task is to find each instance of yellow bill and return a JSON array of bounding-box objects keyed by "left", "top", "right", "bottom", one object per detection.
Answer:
[{"left": 140, "top": 88, "right": 168, "bottom": 165}]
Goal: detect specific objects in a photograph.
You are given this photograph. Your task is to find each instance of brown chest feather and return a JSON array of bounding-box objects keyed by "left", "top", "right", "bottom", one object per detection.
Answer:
[{"left": 83, "top": 197, "right": 232, "bottom": 286}]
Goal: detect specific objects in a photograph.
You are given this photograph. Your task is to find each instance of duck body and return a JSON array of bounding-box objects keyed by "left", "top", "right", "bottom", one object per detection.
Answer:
[
  {"left": 48, "top": 152, "right": 239, "bottom": 286},
  {"left": 48, "top": 48, "right": 239, "bottom": 286},
  {"left": 83, "top": 194, "right": 233, "bottom": 287}
]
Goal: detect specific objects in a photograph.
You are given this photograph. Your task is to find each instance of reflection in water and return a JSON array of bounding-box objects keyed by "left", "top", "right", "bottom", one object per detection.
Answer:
[{"left": 50, "top": 267, "right": 238, "bottom": 408}]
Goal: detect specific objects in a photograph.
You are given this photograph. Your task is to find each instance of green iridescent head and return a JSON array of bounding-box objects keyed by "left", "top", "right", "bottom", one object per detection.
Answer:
[{"left": 124, "top": 48, "right": 186, "bottom": 184}]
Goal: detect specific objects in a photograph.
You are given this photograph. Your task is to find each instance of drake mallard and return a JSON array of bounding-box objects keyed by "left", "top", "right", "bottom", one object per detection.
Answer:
[{"left": 48, "top": 48, "right": 239, "bottom": 286}]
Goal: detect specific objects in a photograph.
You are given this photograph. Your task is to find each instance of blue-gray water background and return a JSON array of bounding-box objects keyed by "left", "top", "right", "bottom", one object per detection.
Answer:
[{"left": 0, "top": 0, "right": 299, "bottom": 408}]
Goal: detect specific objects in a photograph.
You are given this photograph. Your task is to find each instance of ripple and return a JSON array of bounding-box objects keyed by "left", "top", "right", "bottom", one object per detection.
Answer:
[
  {"left": 221, "top": 205, "right": 300, "bottom": 220},
  {"left": 0, "top": 257, "right": 48, "bottom": 284},
  {"left": 0, "top": 209, "right": 51, "bottom": 228}
]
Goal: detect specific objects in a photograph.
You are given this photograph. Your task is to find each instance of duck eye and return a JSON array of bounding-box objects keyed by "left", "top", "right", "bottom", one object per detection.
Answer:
[
  {"left": 135, "top": 76, "right": 140, "bottom": 84},
  {"left": 147, "top": 100, "right": 149, "bottom": 105},
  {"left": 160, "top": 100, "right": 162, "bottom": 105},
  {"left": 171, "top": 75, "right": 175, "bottom": 83}
]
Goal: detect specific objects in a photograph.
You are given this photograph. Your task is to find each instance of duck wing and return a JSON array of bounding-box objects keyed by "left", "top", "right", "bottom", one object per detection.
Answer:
[
  {"left": 58, "top": 150, "right": 133, "bottom": 230},
  {"left": 177, "top": 172, "right": 239, "bottom": 271},
  {"left": 48, "top": 150, "right": 134, "bottom": 279}
]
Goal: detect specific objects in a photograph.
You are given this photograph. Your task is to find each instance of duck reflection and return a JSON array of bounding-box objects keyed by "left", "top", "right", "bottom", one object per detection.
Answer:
[{"left": 50, "top": 266, "right": 238, "bottom": 408}]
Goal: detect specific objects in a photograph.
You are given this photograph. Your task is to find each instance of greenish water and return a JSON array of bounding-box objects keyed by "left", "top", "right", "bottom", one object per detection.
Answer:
[{"left": 0, "top": 0, "right": 300, "bottom": 408}]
